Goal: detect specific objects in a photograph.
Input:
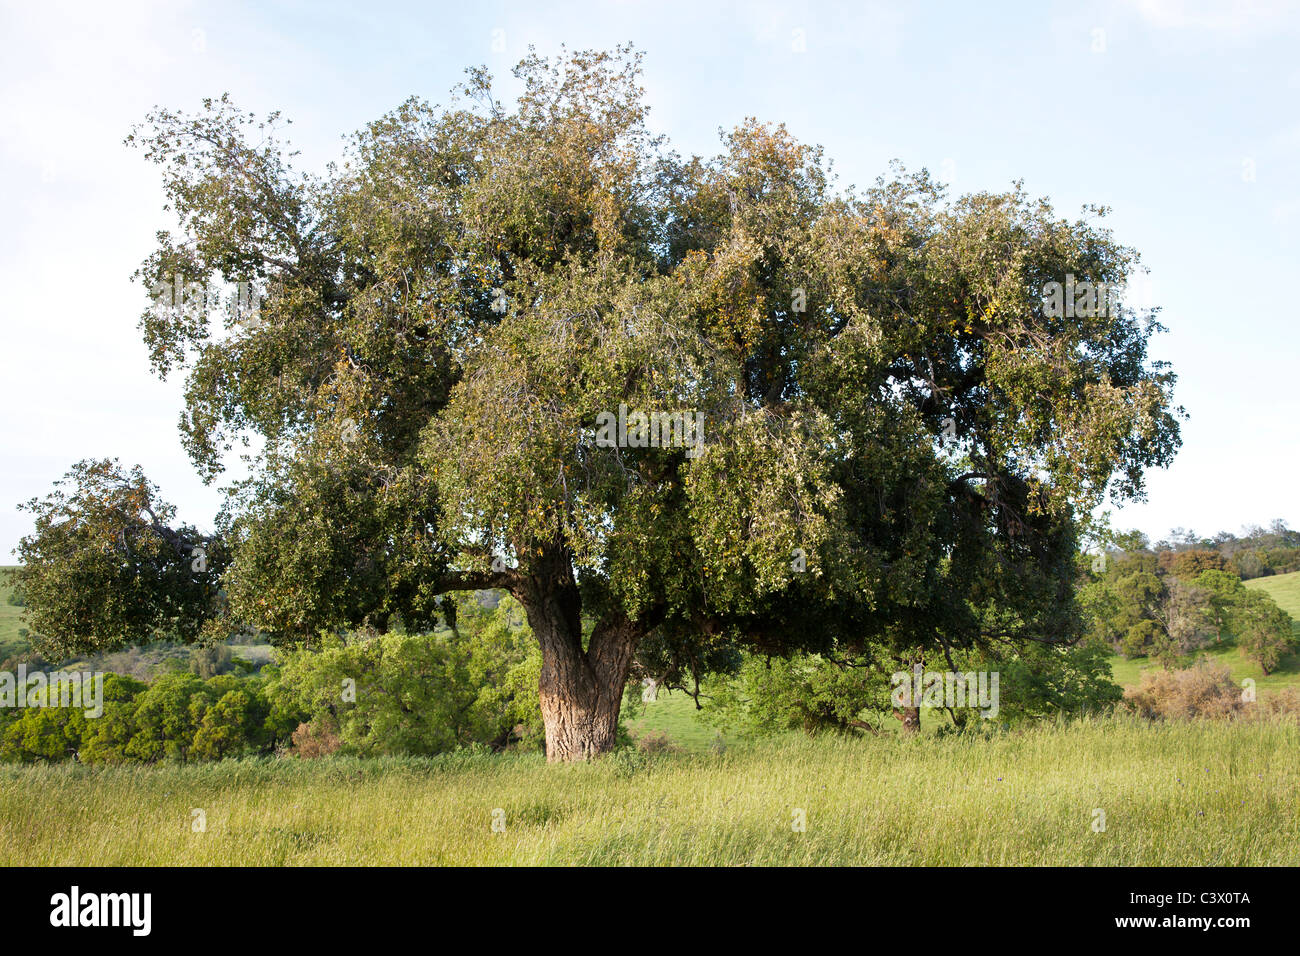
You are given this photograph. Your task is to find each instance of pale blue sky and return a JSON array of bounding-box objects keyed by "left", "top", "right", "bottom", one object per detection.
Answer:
[{"left": 1, "top": 0, "right": 1297, "bottom": 558}]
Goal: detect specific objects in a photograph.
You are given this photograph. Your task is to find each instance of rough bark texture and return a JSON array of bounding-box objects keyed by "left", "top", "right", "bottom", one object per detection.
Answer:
[
  {"left": 534, "top": 613, "right": 640, "bottom": 761},
  {"left": 514, "top": 546, "right": 646, "bottom": 762}
]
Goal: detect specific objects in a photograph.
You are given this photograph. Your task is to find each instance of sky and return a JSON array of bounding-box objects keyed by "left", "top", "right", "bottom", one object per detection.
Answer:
[{"left": 0, "top": 0, "right": 1297, "bottom": 560}]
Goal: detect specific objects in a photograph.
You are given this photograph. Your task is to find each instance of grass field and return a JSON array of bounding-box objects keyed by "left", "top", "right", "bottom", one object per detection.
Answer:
[{"left": 1, "top": 715, "right": 1296, "bottom": 865}]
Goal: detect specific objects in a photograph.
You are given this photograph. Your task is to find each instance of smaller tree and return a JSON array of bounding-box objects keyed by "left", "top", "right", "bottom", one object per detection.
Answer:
[
  {"left": 1151, "top": 578, "right": 1213, "bottom": 666},
  {"left": 12, "top": 460, "right": 225, "bottom": 660},
  {"left": 1192, "top": 569, "right": 1246, "bottom": 642},
  {"left": 1228, "top": 550, "right": 1269, "bottom": 580},
  {"left": 1234, "top": 590, "right": 1294, "bottom": 674}
]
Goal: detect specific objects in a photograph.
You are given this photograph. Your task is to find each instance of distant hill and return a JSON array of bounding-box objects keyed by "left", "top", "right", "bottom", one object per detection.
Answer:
[{"left": 1244, "top": 569, "right": 1300, "bottom": 622}]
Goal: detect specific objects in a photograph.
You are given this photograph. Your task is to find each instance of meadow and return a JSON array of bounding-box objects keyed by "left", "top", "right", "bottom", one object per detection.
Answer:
[
  {"left": 1, "top": 715, "right": 1295, "bottom": 866},
  {"left": 3, "top": 568, "right": 1299, "bottom": 867}
]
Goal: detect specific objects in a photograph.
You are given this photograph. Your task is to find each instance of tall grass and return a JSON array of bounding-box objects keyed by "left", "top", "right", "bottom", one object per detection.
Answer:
[{"left": 2, "top": 714, "right": 1297, "bottom": 865}]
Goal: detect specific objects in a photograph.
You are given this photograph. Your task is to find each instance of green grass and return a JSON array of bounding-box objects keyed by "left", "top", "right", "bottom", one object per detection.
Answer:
[
  {"left": 625, "top": 688, "right": 728, "bottom": 750},
  {"left": 1245, "top": 569, "right": 1300, "bottom": 620},
  {"left": 1, "top": 716, "right": 1296, "bottom": 865}
]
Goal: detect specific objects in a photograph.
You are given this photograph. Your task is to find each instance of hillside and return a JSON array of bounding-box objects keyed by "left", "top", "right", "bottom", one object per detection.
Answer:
[
  {"left": 1105, "top": 570, "right": 1300, "bottom": 701},
  {"left": 0, "top": 566, "right": 26, "bottom": 659},
  {"left": 1244, "top": 569, "right": 1300, "bottom": 621}
]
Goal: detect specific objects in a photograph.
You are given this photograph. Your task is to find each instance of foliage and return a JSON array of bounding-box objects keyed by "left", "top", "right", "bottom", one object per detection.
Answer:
[
  {"left": 190, "top": 643, "right": 235, "bottom": 678},
  {"left": 0, "top": 670, "right": 285, "bottom": 765},
  {"left": 1082, "top": 544, "right": 1293, "bottom": 673},
  {"left": 12, "top": 460, "right": 225, "bottom": 659},
  {"left": 268, "top": 593, "right": 542, "bottom": 756},
  {"left": 701, "top": 639, "right": 1121, "bottom": 735},
  {"left": 1232, "top": 589, "right": 1294, "bottom": 674},
  {"left": 1161, "top": 548, "right": 1227, "bottom": 579}
]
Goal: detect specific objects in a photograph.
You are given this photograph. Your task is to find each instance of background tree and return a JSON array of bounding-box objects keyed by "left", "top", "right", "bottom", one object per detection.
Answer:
[
  {"left": 1162, "top": 548, "right": 1227, "bottom": 579},
  {"left": 14, "top": 47, "right": 1182, "bottom": 758},
  {"left": 13, "top": 460, "right": 225, "bottom": 660},
  {"left": 1192, "top": 569, "right": 1246, "bottom": 642},
  {"left": 1233, "top": 590, "right": 1294, "bottom": 674}
]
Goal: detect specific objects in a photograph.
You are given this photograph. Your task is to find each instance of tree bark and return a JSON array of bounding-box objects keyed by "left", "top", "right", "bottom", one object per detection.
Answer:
[
  {"left": 514, "top": 547, "right": 647, "bottom": 762},
  {"left": 898, "top": 705, "right": 921, "bottom": 734},
  {"left": 528, "top": 609, "right": 642, "bottom": 761}
]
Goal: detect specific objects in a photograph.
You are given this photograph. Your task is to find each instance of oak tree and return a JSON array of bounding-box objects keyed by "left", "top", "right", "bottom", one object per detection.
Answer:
[{"left": 15, "top": 47, "right": 1182, "bottom": 758}]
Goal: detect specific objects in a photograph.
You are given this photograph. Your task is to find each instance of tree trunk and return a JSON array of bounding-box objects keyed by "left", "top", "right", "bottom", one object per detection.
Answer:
[
  {"left": 898, "top": 705, "right": 921, "bottom": 734},
  {"left": 537, "top": 658, "right": 623, "bottom": 761},
  {"left": 531, "top": 612, "right": 641, "bottom": 761},
  {"left": 515, "top": 553, "right": 644, "bottom": 762}
]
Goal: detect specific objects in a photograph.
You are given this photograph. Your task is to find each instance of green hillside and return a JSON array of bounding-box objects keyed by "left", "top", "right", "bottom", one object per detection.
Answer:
[
  {"left": 1245, "top": 569, "right": 1300, "bottom": 621},
  {"left": 1107, "top": 569, "right": 1300, "bottom": 698},
  {"left": 0, "top": 566, "right": 27, "bottom": 659}
]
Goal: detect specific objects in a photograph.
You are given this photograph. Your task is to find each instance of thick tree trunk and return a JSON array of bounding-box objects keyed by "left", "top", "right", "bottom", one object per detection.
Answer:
[
  {"left": 537, "top": 659, "right": 623, "bottom": 761},
  {"left": 515, "top": 551, "right": 644, "bottom": 762},
  {"left": 531, "top": 612, "right": 641, "bottom": 761}
]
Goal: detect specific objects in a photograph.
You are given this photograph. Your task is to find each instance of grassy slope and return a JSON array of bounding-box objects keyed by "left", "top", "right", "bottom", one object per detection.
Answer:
[
  {"left": 1245, "top": 569, "right": 1300, "bottom": 619},
  {"left": 1109, "top": 570, "right": 1300, "bottom": 696},
  {"left": 2, "top": 717, "right": 1296, "bottom": 865},
  {"left": 0, "top": 567, "right": 26, "bottom": 659},
  {"left": 625, "top": 689, "right": 728, "bottom": 750}
]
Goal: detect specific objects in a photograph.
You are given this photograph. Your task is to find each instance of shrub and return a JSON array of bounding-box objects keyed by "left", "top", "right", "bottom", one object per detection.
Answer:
[
  {"left": 77, "top": 675, "right": 148, "bottom": 764},
  {"left": 1124, "top": 662, "right": 1241, "bottom": 720},
  {"left": 191, "top": 688, "right": 270, "bottom": 759},
  {"left": 291, "top": 717, "right": 342, "bottom": 758},
  {"left": 633, "top": 729, "right": 682, "bottom": 755},
  {"left": 1250, "top": 687, "right": 1300, "bottom": 721},
  {"left": 190, "top": 644, "right": 235, "bottom": 679},
  {"left": 269, "top": 594, "right": 541, "bottom": 756}
]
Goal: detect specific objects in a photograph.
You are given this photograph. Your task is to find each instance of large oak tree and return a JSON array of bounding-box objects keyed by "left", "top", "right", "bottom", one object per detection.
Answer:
[{"left": 15, "top": 47, "right": 1182, "bottom": 759}]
